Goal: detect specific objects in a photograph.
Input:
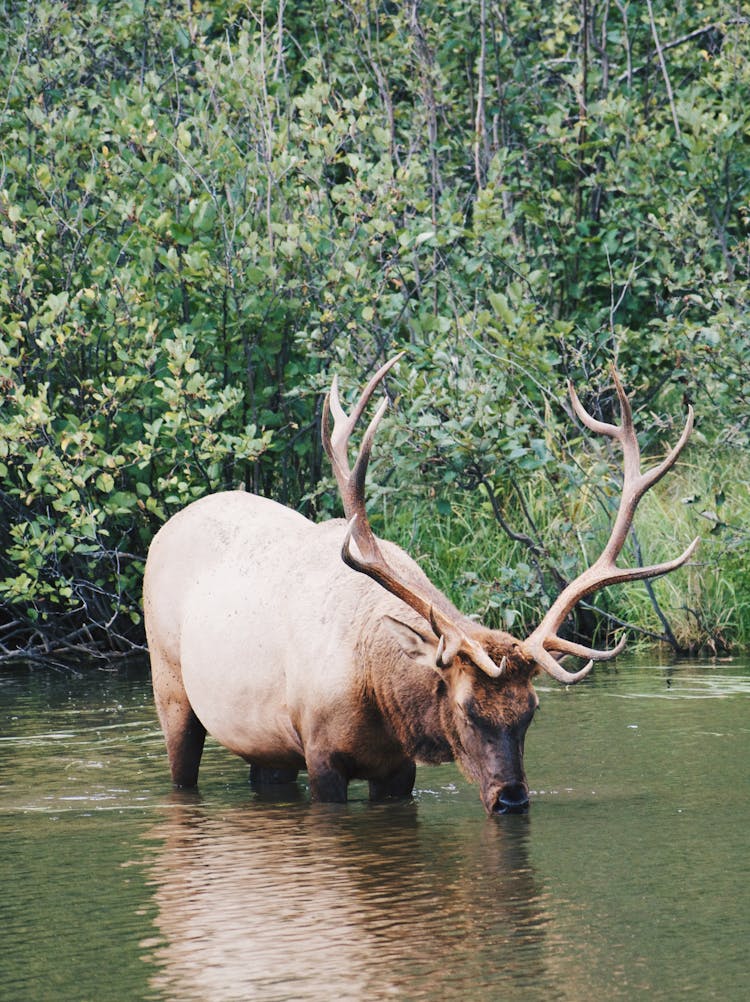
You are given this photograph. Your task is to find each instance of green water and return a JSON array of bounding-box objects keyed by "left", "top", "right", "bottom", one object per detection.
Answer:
[{"left": 1, "top": 658, "right": 747, "bottom": 1001}]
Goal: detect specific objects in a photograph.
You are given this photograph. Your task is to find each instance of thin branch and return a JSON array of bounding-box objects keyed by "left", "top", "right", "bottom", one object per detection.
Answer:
[
  {"left": 629, "top": 526, "right": 682, "bottom": 651},
  {"left": 619, "top": 17, "right": 723, "bottom": 94},
  {"left": 646, "top": 0, "right": 681, "bottom": 139},
  {"left": 476, "top": 469, "right": 569, "bottom": 597},
  {"left": 577, "top": 599, "right": 682, "bottom": 647},
  {"left": 474, "top": 0, "right": 488, "bottom": 190},
  {"left": 614, "top": 0, "right": 633, "bottom": 88}
]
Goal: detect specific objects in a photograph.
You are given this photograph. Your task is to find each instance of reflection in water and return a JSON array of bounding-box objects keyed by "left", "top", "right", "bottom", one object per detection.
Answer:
[{"left": 144, "top": 794, "right": 549, "bottom": 1001}]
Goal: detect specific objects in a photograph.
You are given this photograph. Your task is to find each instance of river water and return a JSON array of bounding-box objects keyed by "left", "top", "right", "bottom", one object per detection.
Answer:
[{"left": 1, "top": 656, "right": 747, "bottom": 1001}]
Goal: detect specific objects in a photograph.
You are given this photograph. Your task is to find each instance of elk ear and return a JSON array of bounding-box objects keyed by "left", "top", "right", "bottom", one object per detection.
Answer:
[{"left": 382, "top": 616, "right": 441, "bottom": 670}]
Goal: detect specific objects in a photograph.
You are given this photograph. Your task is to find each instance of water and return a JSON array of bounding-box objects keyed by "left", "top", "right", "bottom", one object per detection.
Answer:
[{"left": 1, "top": 658, "right": 747, "bottom": 1001}]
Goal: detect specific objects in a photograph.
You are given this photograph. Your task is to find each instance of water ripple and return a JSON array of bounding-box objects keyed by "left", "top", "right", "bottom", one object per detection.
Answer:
[{"left": 140, "top": 800, "right": 548, "bottom": 1001}]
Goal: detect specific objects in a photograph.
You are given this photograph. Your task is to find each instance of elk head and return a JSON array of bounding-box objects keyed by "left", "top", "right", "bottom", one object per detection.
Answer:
[{"left": 322, "top": 356, "right": 698, "bottom": 814}]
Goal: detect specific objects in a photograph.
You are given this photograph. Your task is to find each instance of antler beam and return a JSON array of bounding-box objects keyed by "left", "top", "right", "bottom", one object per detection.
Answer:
[{"left": 322, "top": 356, "right": 502, "bottom": 679}]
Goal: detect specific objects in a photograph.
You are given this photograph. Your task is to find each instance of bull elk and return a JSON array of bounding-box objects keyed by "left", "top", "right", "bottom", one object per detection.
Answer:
[{"left": 144, "top": 357, "right": 697, "bottom": 815}]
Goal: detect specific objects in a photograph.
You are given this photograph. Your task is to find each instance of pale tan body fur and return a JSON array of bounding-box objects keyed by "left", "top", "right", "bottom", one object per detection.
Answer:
[{"left": 144, "top": 491, "right": 452, "bottom": 793}]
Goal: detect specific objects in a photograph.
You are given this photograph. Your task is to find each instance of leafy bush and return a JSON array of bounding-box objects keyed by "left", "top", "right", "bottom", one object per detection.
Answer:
[{"left": 1, "top": 1, "right": 748, "bottom": 658}]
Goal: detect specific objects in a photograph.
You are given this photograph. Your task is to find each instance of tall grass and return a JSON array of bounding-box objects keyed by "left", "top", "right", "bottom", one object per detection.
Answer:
[{"left": 379, "top": 451, "right": 750, "bottom": 656}]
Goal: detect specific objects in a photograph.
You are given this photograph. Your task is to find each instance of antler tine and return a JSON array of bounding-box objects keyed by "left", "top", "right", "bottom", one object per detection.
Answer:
[
  {"left": 322, "top": 355, "right": 403, "bottom": 508},
  {"left": 322, "top": 354, "right": 403, "bottom": 533},
  {"left": 321, "top": 379, "right": 343, "bottom": 477},
  {"left": 525, "top": 368, "right": 697, "bottom": 685},
  {"left": 534, "top": 644, "right": 596, "bottom": 684},
  {"left": 351, "top": 396, "right": 390, "bottom": 509},
  {"left": 548, "top": 632, "right": 628, "bottom": 662},
  {"left": 568, "top": 381, "right": 620, "bottom": 440},
  {"left": 640, "top": 404, "right": 694, "bottom": 494},
  {"left": 571, "top": 366, "right": 693, "bottom": 505},
  {"left": 568, "top": 368, "right": 640, "bottom": 481},
  {"left": 324, "top": 353, "right": 411, "bottom": 571}
]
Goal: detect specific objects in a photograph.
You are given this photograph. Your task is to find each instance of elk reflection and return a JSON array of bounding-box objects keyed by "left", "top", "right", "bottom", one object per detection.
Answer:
[{"left": 142, "top": 787, "right": 549, "bottom": 1000}]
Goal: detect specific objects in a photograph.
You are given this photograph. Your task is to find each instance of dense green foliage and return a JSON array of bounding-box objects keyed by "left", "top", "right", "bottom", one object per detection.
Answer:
[{"left": 1, "top": 0, "right": 748, "bottom": 659}]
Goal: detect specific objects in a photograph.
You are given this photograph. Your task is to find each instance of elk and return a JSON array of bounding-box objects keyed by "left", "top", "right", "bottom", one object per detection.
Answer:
[{"left": 144, "top": 357, "right": 697, "bottom": 815}]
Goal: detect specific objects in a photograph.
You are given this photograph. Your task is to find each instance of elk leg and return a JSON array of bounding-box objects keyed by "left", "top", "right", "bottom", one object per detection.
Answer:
[
  {"left": 368, "top": 760, "right": 417, "bottom": 801},
  {"left": 306, "top": 752, "right": 350, "bottom": 803},
  {"left": 167, "top": 707, "right": 207, "bottom": 788},
  {"left": 151, "top": 650, "right": 206, "bottom": 788},
  {"left": 250, "top": 764, "right": 300, "bottom": 786}
]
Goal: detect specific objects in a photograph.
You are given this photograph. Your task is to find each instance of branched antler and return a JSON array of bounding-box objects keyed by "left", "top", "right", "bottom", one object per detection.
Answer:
[{"left": 521, "top": 368, "right": 698, "bottom": 682}]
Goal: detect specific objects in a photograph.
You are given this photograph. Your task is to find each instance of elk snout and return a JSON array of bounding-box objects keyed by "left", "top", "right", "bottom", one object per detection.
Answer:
[{"left": 492, "top": 783, "right": 529, "bottom": 815}]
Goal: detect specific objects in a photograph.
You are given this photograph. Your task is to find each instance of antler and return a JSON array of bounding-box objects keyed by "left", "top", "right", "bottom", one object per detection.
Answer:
[
  {"left": 322, "top": 356, "right": 502, "bottom": 678},
  {"left": 523, "top": 367, "right": 699, "bottom": 684}
]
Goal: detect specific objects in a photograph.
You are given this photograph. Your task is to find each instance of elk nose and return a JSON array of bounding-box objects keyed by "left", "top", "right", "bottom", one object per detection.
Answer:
[{"left": 494, "top": 784, "right": 529, "bottom": 815}]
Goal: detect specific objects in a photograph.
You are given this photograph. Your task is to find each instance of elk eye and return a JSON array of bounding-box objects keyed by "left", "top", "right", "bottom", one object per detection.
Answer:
[{"left": 463, "top": 700, "right": 484, "bottom": 726}]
